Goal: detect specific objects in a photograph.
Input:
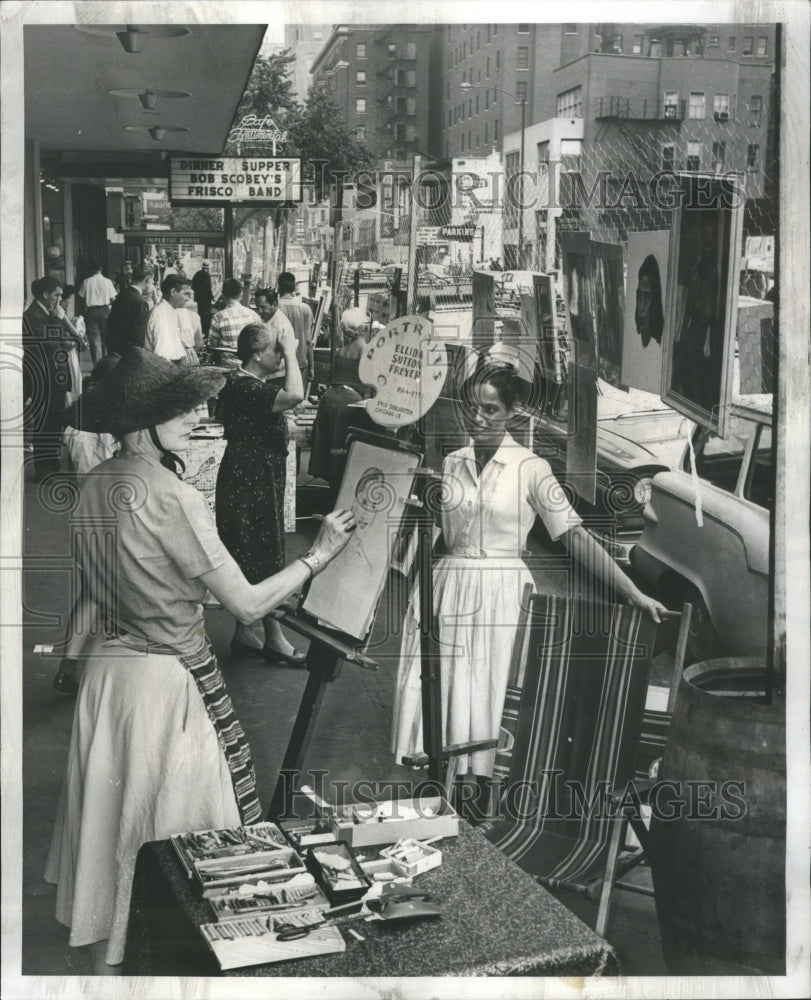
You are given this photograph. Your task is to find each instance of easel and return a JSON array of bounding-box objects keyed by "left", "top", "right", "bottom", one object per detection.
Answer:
[{"left": 267, "top": 446, "right": 501, "bottom": 821}]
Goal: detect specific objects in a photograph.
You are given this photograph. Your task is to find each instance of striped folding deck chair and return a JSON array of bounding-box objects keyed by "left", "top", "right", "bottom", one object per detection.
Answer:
[{"left": 485, "top": 593, "right": 661, "bottom": 902}]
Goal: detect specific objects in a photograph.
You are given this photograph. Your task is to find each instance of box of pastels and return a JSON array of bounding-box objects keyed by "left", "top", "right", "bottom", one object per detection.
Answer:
[{"left": 330, "top": 796, "right": 459, "bottom": 848}]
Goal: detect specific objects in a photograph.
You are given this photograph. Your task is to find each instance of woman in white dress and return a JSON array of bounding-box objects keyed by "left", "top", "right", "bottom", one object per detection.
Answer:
[
  {"left": 392, "top": 365, "right": 665, "bottom": 812},
  {"left": 46, "top": 348, "right": 355, "bottom": 969}
]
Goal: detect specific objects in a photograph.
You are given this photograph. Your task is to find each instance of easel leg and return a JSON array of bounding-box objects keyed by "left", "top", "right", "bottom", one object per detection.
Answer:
[{"left": 268, "top": 641, "right": 342, "bottom": 820}]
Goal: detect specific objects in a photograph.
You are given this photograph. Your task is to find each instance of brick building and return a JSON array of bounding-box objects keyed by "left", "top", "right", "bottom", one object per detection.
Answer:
[{"left": 310, "top": 24, "right": 437, "bottom": 170}]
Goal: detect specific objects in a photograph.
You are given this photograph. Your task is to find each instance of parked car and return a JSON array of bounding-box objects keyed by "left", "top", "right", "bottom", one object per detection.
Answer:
[
  {"left": 531, "top": 390, "right": 693, "bottom": 551},
  {"left": 631, "top": 402, "right": 772, "bottom": 661}
]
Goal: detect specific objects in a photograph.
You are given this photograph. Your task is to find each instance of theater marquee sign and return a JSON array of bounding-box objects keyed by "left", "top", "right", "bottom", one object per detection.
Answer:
[{"left": 169, "top": 156, "right": 303, "bottom": 206}]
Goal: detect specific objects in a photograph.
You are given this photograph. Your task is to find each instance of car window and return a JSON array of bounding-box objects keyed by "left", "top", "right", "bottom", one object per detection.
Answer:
[
  {"left": 743, "top": 424, "right": 774, "bottom": 510},
  {"left": 688, "top": 417, "right": 750, "bottom": 493}
]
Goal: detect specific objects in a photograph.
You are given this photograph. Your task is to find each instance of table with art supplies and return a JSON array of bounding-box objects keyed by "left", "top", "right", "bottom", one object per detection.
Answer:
[{"left": 122, "top": 798, "right": 619, "bottom": 978}]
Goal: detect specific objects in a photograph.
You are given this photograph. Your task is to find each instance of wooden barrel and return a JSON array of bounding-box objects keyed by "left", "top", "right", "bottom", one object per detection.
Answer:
[{"left": 648, "top": 657, "right": 786, "bottom": 975}]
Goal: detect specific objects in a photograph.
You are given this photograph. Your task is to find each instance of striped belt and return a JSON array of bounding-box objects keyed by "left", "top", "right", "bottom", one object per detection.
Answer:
[{"left": 445, "top": 546, "right": 528, "bottom": 559}]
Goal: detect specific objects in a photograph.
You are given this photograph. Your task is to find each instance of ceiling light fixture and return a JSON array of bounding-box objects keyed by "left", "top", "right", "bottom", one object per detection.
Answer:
[
  {"left": 124, "top": 124, "right": 189, "bottom": 142},
  {"left": 75, "top": 24, "right": 191, "bottom": 53},
  {"left": 107, "top": 88, "right": 191, "bottom": 110}
]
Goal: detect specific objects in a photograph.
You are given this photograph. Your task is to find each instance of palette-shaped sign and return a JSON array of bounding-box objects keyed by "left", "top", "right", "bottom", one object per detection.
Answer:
[{"left": 358, "top": 315, "right": 448, "bottom": 427}]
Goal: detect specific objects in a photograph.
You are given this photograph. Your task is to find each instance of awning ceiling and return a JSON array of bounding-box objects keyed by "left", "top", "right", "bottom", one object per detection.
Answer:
[{"left": 25, "top": 24, "right": 265, "bottom": 157}]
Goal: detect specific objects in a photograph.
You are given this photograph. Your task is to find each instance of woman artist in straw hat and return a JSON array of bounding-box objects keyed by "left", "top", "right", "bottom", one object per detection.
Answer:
[{"left": 46, "top": 348, "right": 355, "bottom": 970}]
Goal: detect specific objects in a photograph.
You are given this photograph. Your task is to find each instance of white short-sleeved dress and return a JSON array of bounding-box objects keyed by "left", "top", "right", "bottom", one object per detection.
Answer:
[
  {"left": 45, "top": 449, "right": 243, "bottom": 965},
  {"left": 391, "top": 434, "right": 581, "bottom": 776}
]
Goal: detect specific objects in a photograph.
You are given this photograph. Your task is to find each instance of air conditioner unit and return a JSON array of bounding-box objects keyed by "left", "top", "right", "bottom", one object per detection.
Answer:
[{"left": 714, "top": 111, "right": 730, "bottom": 121}]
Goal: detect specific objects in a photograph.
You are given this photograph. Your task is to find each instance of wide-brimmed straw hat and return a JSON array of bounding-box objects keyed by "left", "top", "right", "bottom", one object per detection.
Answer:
[{"left": 63, "top": 347, "right": 226, "bottom": 434}]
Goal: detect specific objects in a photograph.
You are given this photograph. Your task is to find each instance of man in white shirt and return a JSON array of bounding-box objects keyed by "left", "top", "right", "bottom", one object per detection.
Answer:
[
  {"left": 277, "top": 271, "right": 315, "bottom": 391},
  {"left": 208, "top": 277, "right": 262, "bottom": 350},
  {"left": 144, "top": 275, "right": 191, "bottom": 362},
  {"left": 78, "top": 261, "right": 117, "bottom": 364}
]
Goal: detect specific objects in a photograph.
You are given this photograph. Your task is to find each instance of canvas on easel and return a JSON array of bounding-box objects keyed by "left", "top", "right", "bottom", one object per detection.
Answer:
[{"left": 301, "top": 434, "right": 421, "bottom": 640}]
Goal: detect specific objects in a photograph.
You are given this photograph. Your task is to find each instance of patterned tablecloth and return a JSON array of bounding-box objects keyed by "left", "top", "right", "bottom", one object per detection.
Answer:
[{"left": 123, "top": 822, "right": 619, "bottom": 978}]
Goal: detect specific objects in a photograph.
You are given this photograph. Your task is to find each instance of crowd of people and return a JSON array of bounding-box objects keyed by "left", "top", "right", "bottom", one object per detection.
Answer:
[{"left": 22, "top": 255, "right": 666, "bottom": 973}]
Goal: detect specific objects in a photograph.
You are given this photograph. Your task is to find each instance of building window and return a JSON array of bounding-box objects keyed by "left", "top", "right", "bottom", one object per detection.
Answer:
[
  {"left": 486, "top": 56, "right": 490, "bottom": 76},
  {"left": 663, "top": 90, "right": 680, "bottom": 117},
  {"left": 516, "top": 81, "right": 527, "bottom": 102},
  {"left": 563, "top": 24, "right": 577, "bottom": 34},
  {"left": 560, "top": 138, "right": 582, "bottom": 173},
  {"left": 688, "top": 92, "right": 705, "bottom": 119},
  {"left": 495, "top": 118, "right": 499, "bottom": 141},
  {"left": 407, "top": 97, "right": 416, "bottom": 116},
  {"left": 496, "top": 50, "right": 500, "bottom": 71},
  {"left": 537, "top": 140, "right": 550, "bottom": 165},
  {"left": 493, "top": 25, "right": 498, "bottom": 36},
  {"left": 356, "top": 42, "right": 366, "bottom": 58},
  {"left": 686, "top": 141, "right": 701, "bottom": 171},
  {"left": 487, "top": 25, "right": 491, "bottom": 43},
  {"left": 406, "top": 42, "right": 417, "bottom": 59},
  {"left": 518, "top": 23, "right": 529, "bottom": 33},
  {"left": 757, "top": 36, "right": 768, "bottom": 56},
  {"left": 485, "top": 122, "right": 488, "bottom": 144},
  {"left": 557, "top": 85, "right": 583, "bottom": 117},
  {"left": 711, "top": 140, "right": 726, "bottom": 169},
  {"left": 747, "top": 143, "right": 760, "bottom": 170},
  {"left": 394, "top": 122, "right": 405, "bottom": 142},
  {"left": 485, "top": 90, "right": 489, "bottom": 109},
  {"left": 632, "top": 34, "right": 643, "bottom": 54},
  {"left": 612, "top": 34, "right": 623, "bottom": 52},
  {"left": 728, "top": 35, "right": 736, "bottom": 51},
  {"left": 517, "top": 47, "right": 528, "bottom": 69},
  {"left": 356, "top": 70, "right": 366, "bottom": 85},
  {"left": 388, "top": 43, "right": 397, "bottom": 58},
  {"left": 407, "top": 70, "right": 416, "bottom": 87},
  {"left": 461, "top": 133, "right": 465, "bottom": 151},
  {"left": 446, "top": 80, "right": 450, "bottom": 98},
  {"left": 475, "top": 94, "right": 479, "bottom": 113},
  {"left": 355, "top": 98, "right": 366, "bottom": 114},
  {"left": 709, "top": 34, "right": 719, "bottom": 46},
  {"left": 661, "top": 142, "right": 676, "bottom": 171},
  {"left": 463, "top": 40, "right": 466, "bottom": 59},
  {"left": 355, "top": 126, "right": 366, "bottom": 141},
  {"left": 743, "top": 36, "right": 753, "bottom": 55},
  {"left": 749, "top": 95, "right": 763, "bottom": 126},
  {"left": 713, "top": 93, "right": 730, "bottom": 119}
]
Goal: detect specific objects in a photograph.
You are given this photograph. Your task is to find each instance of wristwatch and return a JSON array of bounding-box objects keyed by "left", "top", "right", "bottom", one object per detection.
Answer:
[{"left": 299, "top": 550, "right": 322, "bottom": 577}]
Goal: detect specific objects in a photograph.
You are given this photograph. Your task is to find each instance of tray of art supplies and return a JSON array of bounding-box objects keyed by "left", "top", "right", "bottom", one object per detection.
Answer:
[
  {"left": 198, "top": 910, "right": 346, "bottom": 970},
  {"left": 330, "top": 795, "right": 459, "bottom": 848},
  {"left": 208, "top": 872, "right": 331, "bottom": 922},
  {"left": 305, "top": 841, "right": 373, "bottom": 905},
  {"left": 171, "top": 822, "right": 306, "bottom": 895}
]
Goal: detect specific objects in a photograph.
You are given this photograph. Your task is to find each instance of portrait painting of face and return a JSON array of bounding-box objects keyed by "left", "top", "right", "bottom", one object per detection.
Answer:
[
  {"left": 561, "top": 233, "right": 596, "bottom": 369},
  {"left": 622, "top": 231, "right": 670, "bottom": 395}
]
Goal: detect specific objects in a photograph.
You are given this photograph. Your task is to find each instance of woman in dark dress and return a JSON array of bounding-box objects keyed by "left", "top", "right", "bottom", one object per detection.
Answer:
[{"left": 216, "top": 321, "right": 306, "bottom": 662}]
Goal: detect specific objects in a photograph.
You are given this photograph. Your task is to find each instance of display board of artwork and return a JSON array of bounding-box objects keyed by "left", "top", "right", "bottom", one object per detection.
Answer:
[
  {"left": 471, "top": 270, "right": 496, "bottom": 351},
  {"left": 566, "top": 363, "right": 599, "bottom": 505},
  {"left": 661, "top": 173, "right": 744, "bottom": 437},
  {"left": 590, "top": 241, "right": 625, "bottom": 386},
  {"left": 737, "top": 297, "right": 775, "bottom": 396},
  {"left": 621, "top": 231, "right": 670, "bottom": 395},
  {"left": 561, "top": 233, "right": 597, "bottom": 370},
  {"left": 533, "top": 273, "right": 565, "bottom": 383},
  {"left": 301, "top": 436, "right": 421, "bottom": 640}
]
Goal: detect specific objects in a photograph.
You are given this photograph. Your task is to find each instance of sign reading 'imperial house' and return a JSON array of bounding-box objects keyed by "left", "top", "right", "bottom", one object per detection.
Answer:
[{"left": 169, "top": 156, "right": 302, "bottom": 205}]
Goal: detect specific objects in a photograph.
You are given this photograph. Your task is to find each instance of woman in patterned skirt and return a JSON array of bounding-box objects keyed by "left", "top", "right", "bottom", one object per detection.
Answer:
[
  {"left": 215, "top": 321, "right": 307, "bottom": 663},
  {"left": 47, "top": 348, "right": 355, "bottom": 969}
]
